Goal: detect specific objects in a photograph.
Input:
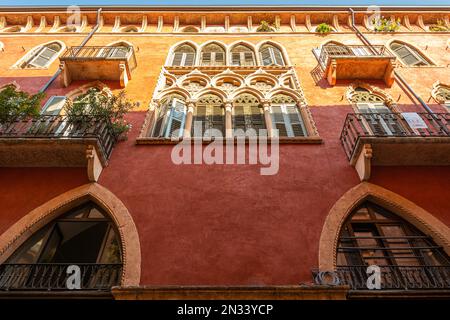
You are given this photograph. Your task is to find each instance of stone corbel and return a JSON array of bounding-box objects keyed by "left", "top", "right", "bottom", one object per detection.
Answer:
[
  {"left": 332, "top": 15, "right": 340, "bottom": 32},
  {"left": 444, "top": 17, "right": 450, "bottom": 28},
  {"left": 78, "top": 15, "right": 87, "bottom": 32},
  {"left": 326, "top": 59, "right": 337, "bottom": 86},
  {"left": 247, "top": 16, "right": 252, "bottom": 31},
  {"left": 23, "top": 16, "right": 33, "bottom": 32},
  {"left": 97, "top": 15, "right": 104, "bottom": 31},
  {"left": 0, "top": 17, "right": 6, "bottom": 29},
  {"left": 290, "top": 15, "right": 296, "bottom": 32},
  {"left": 305, "top": 15, "right": 312, "bottom": 32},
  {"left": 275, "top": 15, "right": 281, "bottom": 31},
  {"left": 417, "top": 15, "right": 427, "bottom": 31},
  {"left": 119, "top": 63, "right": 129, "bottom": 88},
  {"left": 403, "top": 16, "right": 412, "bottom": 31},
  {"left": 50, "top": 16, "right": 61, "bottom": 32},
  {"left": 363, "top": 15, "right": 371, "bottom": 31},
  {"left": 59, "top": 62, "right": 71, "bottom": 88},
  {"left": 35, "top": 16, "right": 46, "bottom": 32},
  {"left": 112, "top": 16, "right": 121, "bottom": 32},
  {"left": 140, "top": 16, "right": 147, "bottom": 32},
  {"left": 200, "top": 16, "right": 206, "bottom": 31},
  {"left": 354, "top": 143, "right": 373, "bottom": 181},
  {"left": 224, "top": 16, "right": 230, "bottom": 32},
  {"left": 173, "top": 16, "right": 179, "bottom": 32},
  {"left": 86, "top": 145, "right": 103, "bottom": 182},
  {"left": 157, "top": 16, "right": 163, "bottom": 32},
  {"left": 384, "top": 61, "right": 396, "bottom": 87}
]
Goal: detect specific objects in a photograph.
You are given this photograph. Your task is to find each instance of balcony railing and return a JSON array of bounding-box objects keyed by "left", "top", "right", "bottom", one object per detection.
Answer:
[
  {"left": 0, "top": 264, "right": 122, "bottom": 291},
  {"left": 318, "top": 45, "right": 395, "bottom": 70},
  {"left": 340, "top": 112, "right": 450, "bottom": 160},
  {"left": 0, "top": 115, "right": 118, "bottom": 160},
  {"left": 61, "top": 46, "right": 137, "bottom": 69},
  {"left": 331, "top": 266, "right": 450, "bottom": 291}
]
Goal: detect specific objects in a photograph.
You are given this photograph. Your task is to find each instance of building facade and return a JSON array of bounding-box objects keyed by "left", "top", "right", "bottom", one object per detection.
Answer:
[{"left": 0, "top": 6, "right": 449, "bottom": 299}]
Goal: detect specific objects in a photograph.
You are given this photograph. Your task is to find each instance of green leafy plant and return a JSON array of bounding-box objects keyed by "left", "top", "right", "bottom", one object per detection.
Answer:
[
  {"left": 63, "top": 88, "right": 138, "bottom": 139},
  {"left": 372, "top": 16, "right": 401, "bottom": 32},
  {"left": 429, "top": 20, "right": 449, "bottom": 32},
  {"left": 0, "top": 85, "right": 44, "bottom": 124},
  {"left": 256, "top": 20, "right": 275, "bottom": 32},
  {"left": 316, "top": 23, "right": 333, "bottom": 33}
]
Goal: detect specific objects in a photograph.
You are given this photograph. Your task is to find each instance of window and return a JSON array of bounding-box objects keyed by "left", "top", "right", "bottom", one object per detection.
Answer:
[
  {"left": 17, "top": 42, "right": 63, "bottom": 69},
  {"left": 352, "top": 87, "right": 404, "bottom": 136},
  {"left": 389, "top": 41, "right": 432, "bottom": 66},
  {"left": 201, "top": 43, "right": 225, "bottom": 66},
  {"left": 337, "top": 201, "right": 449, "bottom": 273},
  {"left": 1, "top": 202, "right": 122, "bottom": 290},
  {"left": 41, "top": 96, "right": 67, "bottom": 115},
  {"left": 101, "top": 43, "right": 131, "bottom": 59},
  {"left": 435, "top": 85, "right": 450, "bottom": 110},
  {"left": 231, "top": 45, "right": 255, "bottom": 66},
  {"left": 152, "top": 95, "right": 186, "bottom": 138},
  {"left": 259, "top": 44, "right": 284, "bottom": 66},
  {"left": 270, "top": 94, "right": 306, "bottom": 137},
  {"left": 233, "top": 94, "right": 265, "bottom": 134},
  {"left": 192, "top": 94, "right": 224, "bottom": 138},
  {"left": 171, "top": 44, "right": 196, "bottom": 66}
]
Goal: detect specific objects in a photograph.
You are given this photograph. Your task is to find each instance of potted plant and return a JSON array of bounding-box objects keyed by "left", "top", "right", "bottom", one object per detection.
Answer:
[
  {"left": 256, "top": 20, "right": 275, "bottom": 32},
  {"left": 63, "top": 88, "right": 138, "bottom": 140},
  {"left": 372, "top": 16, "right": 401, "bottom": 32},
  {"left": 316, "top": 23, "right": 333, "bottom": 34},
  {"left": 429, "top": 20, "right": 449, "bottom": 32},
  {"left": 0, "top": 85, "right": 44, "bottom": 125}
]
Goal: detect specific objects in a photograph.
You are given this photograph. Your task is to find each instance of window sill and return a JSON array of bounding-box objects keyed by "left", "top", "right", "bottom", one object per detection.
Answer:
[{"left": 136, "top": 136, "right": 323, "bottom": 145}]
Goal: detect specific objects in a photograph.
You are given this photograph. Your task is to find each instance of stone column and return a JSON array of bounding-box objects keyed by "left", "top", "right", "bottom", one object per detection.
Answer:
[
  {"left": 297, "top": 100, "right": 316, "bottom": 137},
  {"left": 184, "top": 101, "right": 196, "bottom": 138},
  {"left": 262, "top": 100, "right": 273, "bottom": 138},
  {"left": 224, "top": 101, "right": 233, "bottom": 139}
]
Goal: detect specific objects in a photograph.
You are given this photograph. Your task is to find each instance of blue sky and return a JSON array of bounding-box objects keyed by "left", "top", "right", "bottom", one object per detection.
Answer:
[{"left": 0, "top": 1, "right": 449, "bottom": 7}]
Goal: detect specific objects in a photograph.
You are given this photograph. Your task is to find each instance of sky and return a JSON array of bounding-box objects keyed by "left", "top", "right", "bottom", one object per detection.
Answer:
[{"left": 0, "top": 0, "right": 449, "bottom": 7}]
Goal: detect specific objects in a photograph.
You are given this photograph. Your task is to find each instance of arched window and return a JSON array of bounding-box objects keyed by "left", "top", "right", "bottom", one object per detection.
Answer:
[
  {"left": 350, "top": 87, "right": 403, "bottom": 136},
  {"left": 231, "top": 44, "right": 256, "bottom": 66},
  {"left": 192, "top": 94, "right": 224, "bottom": 138},
  {"left": 336, "top": 201, "right": 450, "bottom": 289},
  {"left": 152, "top": 94, "right": 186, "bottom": 138},
  {"left": 389, "top": 41, "right": 432, "bottom": 66},
  {"left": 270, "top": 94, "right": 306, "bottom": 137},
  {"left": 1, "top": 202, "right": 122, "bottom": 290},
  {"left": 434, "top": 85, "right": 450, "bottom": 110},
  {"left": 259, "top": 44, "right": 284, "bottom": 66},
  {"left": 171, "top": 44, "right": 196, "bottom": 66},
  {"left": 101, "top": 42, "right": 132, "bottom": 59},
  {"left": 233, "top": 94, "right": 265, "bottom": 134},
  {"left": 16, "top": 42, "right": 63, "bottom": 69},
  {"left": 200, "top": 43, "right": 225, "bottom": 66}
]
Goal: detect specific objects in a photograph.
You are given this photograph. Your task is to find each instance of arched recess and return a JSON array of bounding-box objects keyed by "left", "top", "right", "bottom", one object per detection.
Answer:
[
  {"left": 319, "top": 182, "right": 450, "bottom": 271},
  {"left": 0, "top": 183, "right": 141, "bottom": 286},
  {"left": 65, "top": 80, "right": 111, "bottom": 99}
]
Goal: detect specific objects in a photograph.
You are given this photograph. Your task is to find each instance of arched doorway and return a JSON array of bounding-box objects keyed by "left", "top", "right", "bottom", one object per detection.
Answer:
[{"left": 1, "top": 202, "right": 122, "bottom": 291}]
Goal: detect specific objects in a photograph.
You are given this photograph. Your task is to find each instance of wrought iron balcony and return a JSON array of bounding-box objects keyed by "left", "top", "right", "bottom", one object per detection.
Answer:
[
  {"left": 59, "top": 46, "right": 137, "bottom": 87},
  {"left": 0, "top": 115, "right": 117, "bottom": 180},
  {"left": 316, "top": 45, "right": 396, "bottom": 86},
  {"left": 0, "top": 264, "right": 122, "bottom": 291},
  {"left": 324, "top": 266, "right": 450, "bottom": 291},
  {"left": 340, "top": 112, "right": 450, "bottom": 180}
]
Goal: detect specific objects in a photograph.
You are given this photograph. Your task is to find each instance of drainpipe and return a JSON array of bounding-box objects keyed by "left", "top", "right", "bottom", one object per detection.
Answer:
[
  {"left": 348, "top": 8, "right": 434, "bottom": 114},
  {"left": 39, "top": 8, "right": 103, "bottom": 93}
]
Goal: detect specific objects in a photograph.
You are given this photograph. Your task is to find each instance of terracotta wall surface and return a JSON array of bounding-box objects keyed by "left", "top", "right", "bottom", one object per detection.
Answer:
[{"left": 1, "top": 13, "right": 450, "bottom": 286}]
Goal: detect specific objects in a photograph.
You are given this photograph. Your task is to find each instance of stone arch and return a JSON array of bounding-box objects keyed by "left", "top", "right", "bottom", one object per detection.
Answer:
[
  {"left": 199, "top": 41, "right": 228, "bottom": 65},
  {"left": 155, "top": 86, "right": 191, "bottom": 101},
  {"left": 346, "top": 81, "right": 398, "bottom": 111},
  {"left": 431, "top": 81, "right": 450, "bottom": 105},
  {"left": 193, "top": 87, "right": 227, "bottom": 101},
  {"left": 165, "top": 40, "right": 198, "bottom": 66},
  {"left": 268, "top": 87, "right": 303, "bottom": 103},
  {"left": 256, "top": 40, "right": 291, "bottom": 66},
  {"left": 230, "top": 87, "right": 264, "bottom": 101},
  {"left": 0, "top": 183, "right": 141, "bottom": 286},
  {"left": 12, "top": 40, "right": 66, "bottom": 69},
  {"left": 319, "top": 182, "right": 450, "bottom": 271},
  {"left": 386, "top": 39, "right": 437, "bottom": 66},
  {"left": 65, "top": 80, "right": 111, "bottom": 99},
  {"left": 228, "top": 40, "right": 257, "bottom": 66}
]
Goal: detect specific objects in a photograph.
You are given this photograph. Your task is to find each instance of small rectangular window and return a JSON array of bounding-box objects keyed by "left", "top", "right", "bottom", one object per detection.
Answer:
[{"left": 41, "top": 96, "right": 66, "bottom": 116}]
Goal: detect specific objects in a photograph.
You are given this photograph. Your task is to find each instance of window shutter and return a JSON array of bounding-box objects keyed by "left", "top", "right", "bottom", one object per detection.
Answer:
[
  {"left": 28, "top": 46, "right": 58, "bottom": 68},
  {"left": 165, "top": 99, "right": 186, "bottom": 138},
  {"left": 286, "top": 105, "right": 306, "bottom": 137},
  {"left": 393, "top": 45, "right": 424, "bottom": 66},
  {"left": 244, "top": 52, "right": 254, "bottom": 66},
  {"left": 356, "top": 103, "right": 372, "bottom": 114},
  {"left": 192, "top": 106, "right": 207, "bottom": 137},
  {"left": 184, "top": 52, "right": 195, "bottom": 66},
  {"left": 172, "top": 52, "right": 183, "bottom": 66},
  {"left": 202, "top": 52, "right": 212, "bottom": 65},
  {"left": 272, "top": 47, "right": 284, "bottom": 66},
  {"left": 271, "top": 106, "right": 287, "bottom": 137},
  {"left": 211, "top": 106, "right": 224, "bottom": 136},
  {"left": 41, "top": 96, "right": 66, "bottom": 116},
  {"left": 232, "top": 52, "right": 241, "bottom": 66},
  {"left": 233, "top": 106, "right": 246, "bottom": 131},
  {"left": 261, "top": 48, "right": 273, "bottom": 66},
  {"left": 250, "top": 106, "right": 265, "bottom": 131},
  {"left": 214, "top": 52, "right": 224, "bottom": 65},
  {"left": 109, "top": 46, "right": 129, "bottom": 58}
]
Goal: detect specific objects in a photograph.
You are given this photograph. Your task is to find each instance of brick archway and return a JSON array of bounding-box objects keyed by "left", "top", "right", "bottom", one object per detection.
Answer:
[
  {"left": 319, "top": 182, "right": 450, "bottom": 271},
  {"left": 0, "top": 183, "right": 141, "bottom": 286}
]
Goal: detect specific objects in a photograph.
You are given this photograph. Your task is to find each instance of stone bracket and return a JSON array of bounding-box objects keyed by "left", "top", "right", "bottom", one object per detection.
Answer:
[
  {"left": 86, "top": 145, "right": 103, "bottom": 182},
  {"left": 354, "top": 143, "right": 372, "bottom": 181}
]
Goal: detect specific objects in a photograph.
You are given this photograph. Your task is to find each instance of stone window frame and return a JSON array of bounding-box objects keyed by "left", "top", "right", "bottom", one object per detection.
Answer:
[
  {"left": 431, "top": 81, "right": 450, "bottom": 111},
  {"left": 11, "top": 40, "right": 66, "bottom": 70}
]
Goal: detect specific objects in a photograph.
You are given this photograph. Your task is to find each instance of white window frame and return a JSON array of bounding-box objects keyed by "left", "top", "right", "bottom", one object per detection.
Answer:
[
  {"left": 171, "top": 52, "right": 195, "bottom": 66},
  {"left": 163, "top": 98, "right": 187, "bottom": 138},
  {"left": 14, "top": 42, "right": 64, "bottom": 69},
  {"left": 270, "top": 104, "right": 306, "bottom": 137},
  {"left": 260, "top": 46, "right": 284, "bottom": 66}
]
